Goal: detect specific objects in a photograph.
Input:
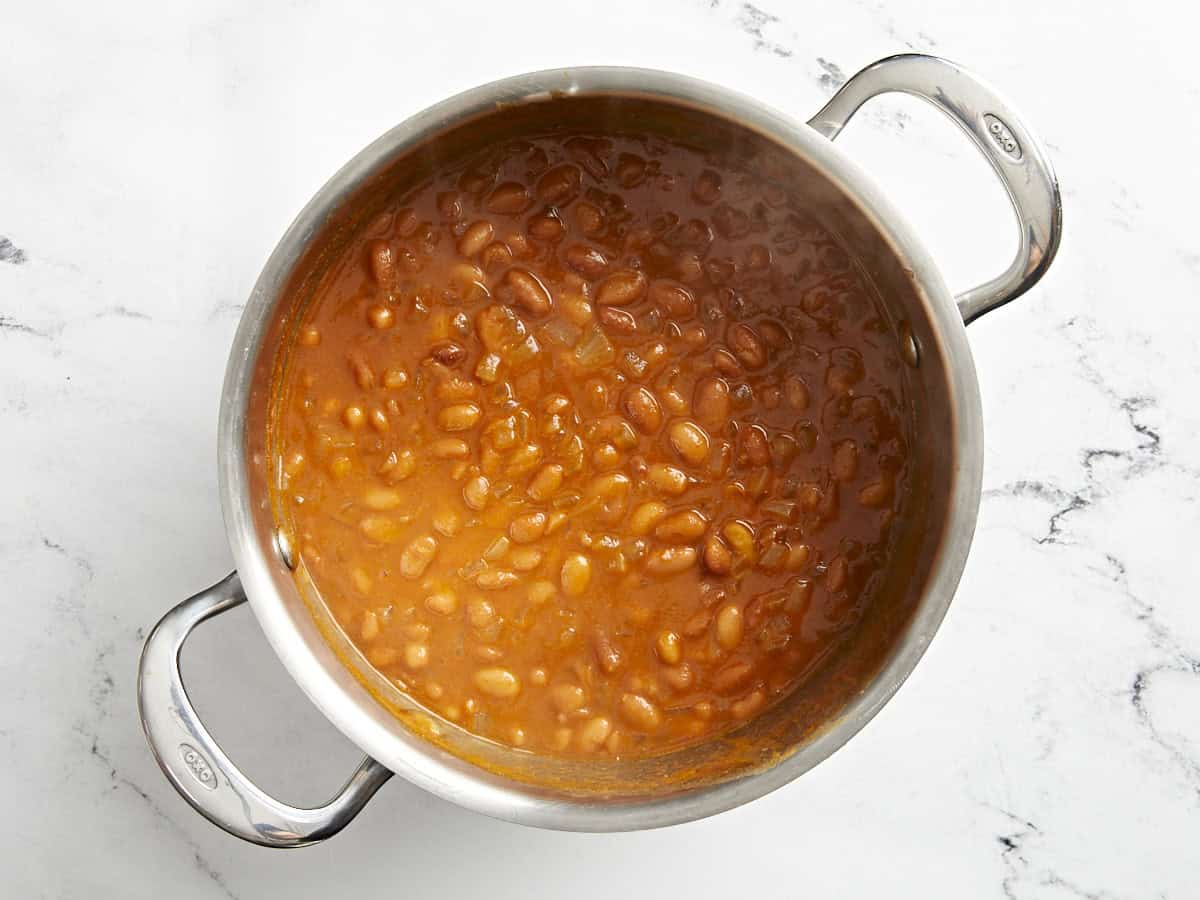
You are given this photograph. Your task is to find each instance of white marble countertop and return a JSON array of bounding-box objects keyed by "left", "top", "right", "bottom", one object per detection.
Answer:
[{"left": 3, "top": 1, "right": 1197, "bottom": 896}]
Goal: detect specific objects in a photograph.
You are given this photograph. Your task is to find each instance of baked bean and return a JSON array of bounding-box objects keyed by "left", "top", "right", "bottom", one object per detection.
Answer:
[
  {"left": 578, "top": 716, "right": 612, "bottom": 751},
  {"left": 659, "top": 386, "right": 690, "bottom": 416},
  {"left": 431, "top": 341, "right": 467, "bottom": 367},
  {"left": 405, "top": 643, "right": 431, "bottom": 670},
  {"left": 483, "top": 535, "right": 510, "bottom": 561},
  {"left": 564, "top": 136, "right": 611, "bottom": 178},
  {"left": 362, "top": 487, "right": 403, "bottom": 511},
  {"left": 649, "top": 281, "right": 696, "bottom": 320},
  {"left": 693, "top": 376, "right": 731, "bottom": 428},
  {"left": 711, "top": 349, "right": 740, "bottom": 377},
  {"left": 664, "top": 662, "right": 695, "bottom": 691},
  {"left": 692, "top": 169, "right": 722, "bottom": 205},
  {"left": 588, "top": 472, "right": 631, "bottom": 521},
  {"left": 715, "top": 603, "right": 744, "bottom": 650},
  {"left": 758, "top": 320, "right": 789, "bottom": 349},
  {"left": 477, "top": 569, "right": 518, "bottom": 590},
  {"left": 360, "top": 610, "right": 380, "bottom": 641},
  {"left": 367, "top": 304, "right": 394, "bottom": 330},
  {"left": 592, "top": 443, "right": 621, "bottom": 470},
  {"left": 474, "top": 667, "right": 521, "bottom": 698},
  {"left": 527, "top": 581, "right": 557, "bottom": 608},
  {"left": 647, "top": 463, "right": 689, "bottom": 495},
  {"left": 457, "top": 220, "right": 494, "bottom": 257},
  {"left": 722, "top": 521, "right": 756, "bottom": 562},
  {"left": 527, "top": 463, "right": 565, "bottom": 501},
  {"left": 825, "top": 555, "right": 849, "bottom": 592},
  {"left": 429, "top": 438, "right": 470, "bottom": 459},
  {"left": 536, "top": 163, "right": 582, "bottom": 205},
  {"left": 561, "top": 553, "right": 592, "bottom": 596},
  {"left": 620, "top": 693, "right": 662, "bottom": 730},
  {"left": 656, "top": 630, "right": 683, "bottom": 665},
  {"left": 400, "top": 534, "right": 438, "bottom": 578},
  {"left": 741, "top": 424, "right": 771, "bottom": 467},
  {"left": 731, "top": 690, "right": 766, "bottom": 719},
  {"left": 859, "top": 478, "right": 893, "bottom": 508},
  {"left": 462, "top": 475, "right": 490, "bottom": 510},
  {"left": 575, "top": 201, "right": 604, "bottom": 236},
  {"left": 680, "top": 323, "right": 708, "bottom": 350},
  {"left": 468, "top": 598, "right": 496, "bottom": 629},
  {"left": 505, "top": 268, "right": 552, "bottom": 316},
  {"left": 593, "top": 630, "right": 622, "bottom": 674},
  {"left": 746, "top": 244, "right": 771, "bottom": 270},
  {"left": 787, "top": 543, "right": 811, "bottom": 570},
  {"left": 528, "top": 214, "right": 564, "bottom": 242},
  {"left": 596, "top": 270, "right": 648, "bottom": 306},
  {"left": 784, "top": 375, "right": 810, "bottom": 410},
  {"left": 551, "top": 683, "right": 586, "bottom": 714},
  {"left": 486, "top": 182, "right": 532, "bottom": 215},
  {"left": 382, "top": 367, "right": 409, "bottom": 390},
  {"left": 729, "top": 323, "right": 767, "bottom": 369},
  {"left": 510, "top": 547, "right": 543, "bottom": 572},
  {"left": 564, "top": 244, "right": 609, "bottom": 278},
  {"left": 668, "top": 420, "right": 711, "bottom": 466},
  {"left": 621, "top": 386, "right": 663, "bottom": 434},
  {"left": 437, "top": 191, "right": 463, "bottom": 222},
  {"left": 506, "top": 443, "right": 544, "bottom": 477},
  {"left": 703, "top": 534, "right": 733, "bottom": 574},
  {"left": 507, "top": 232, "right": 533, "bottom": 259},
  {"left": 366, "top": 239, "right": 396, "bottom": 286},
  {"left": 629, "top": 501, "right": 669, "bottom": 536},
  {"left": 646, "top": 546, "right": 697, "bottom": 574},
  {"left": 713, "top": 204, "right": 750, "bottom": 239},
  {"left": 480, "top": 241, "right": 513, "bottom": 273},
  {"left": 682, "top": 607, "right": 713, "bottom": 638},
  {"left": 616, "top": 152, "right": 647, "bottom": 187},
  {"left": 712, "top": 659, "right": 753, "bottom": 693},
  {"left": 425, "top": 589, "right": 458, "bottom": 616},
  {"left": 551, "top": 291, "right": 588, "bottom": 329},
  {"left": 655, "top": 509, "right": 708, "bottom": 542},
  {"left": 380, "top": 448, "right": 416, "bottom": 481},
  {"left": 439, "top": 403, "right": 482, "bottom": 432},
  {"left": 509, "top": 511, "right": 547, "bottom": 544},
  {"left": 832, "top": 440, "right": 859, "bottom": 481},
  {"left": 360, "top": 516, "right": 404, "bottom": 543},
  {"left": 598, "top": 306, "right": 638, "bottom": 334}
]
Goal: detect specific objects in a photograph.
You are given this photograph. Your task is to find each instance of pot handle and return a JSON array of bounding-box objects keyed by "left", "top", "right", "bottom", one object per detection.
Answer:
[
  {"left": 807, "top": 53, "right": 1062, "bottom": 324},
  {"left": 136, "top": 572, "right": 392, "bottom": 847}
]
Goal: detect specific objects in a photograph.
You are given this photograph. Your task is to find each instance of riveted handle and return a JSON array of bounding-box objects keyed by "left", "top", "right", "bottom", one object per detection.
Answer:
[
  {"left": 136, "top": 572, "right": 392, "bottom": 847},
  {"left": 807, "top": 53, "right": 1062, "bottom": 323}
]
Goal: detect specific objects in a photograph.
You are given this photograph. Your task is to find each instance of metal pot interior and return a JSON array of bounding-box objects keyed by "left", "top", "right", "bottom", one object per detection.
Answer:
[{"left": 227, "top": 80, "right": 971, "bottom": 811}]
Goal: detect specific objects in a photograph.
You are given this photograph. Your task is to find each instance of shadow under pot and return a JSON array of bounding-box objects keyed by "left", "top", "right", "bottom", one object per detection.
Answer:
[{"left": 138, "top": 53, "right": 1061, "bottom": 845}]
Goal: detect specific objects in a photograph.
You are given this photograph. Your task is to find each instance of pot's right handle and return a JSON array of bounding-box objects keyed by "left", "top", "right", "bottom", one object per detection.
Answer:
[
  {"left": 807, "top": 53, "right": 1062, "bottom": 324},
  {"left": 137, "top": 572, "right": 392, "bottom": 847}
]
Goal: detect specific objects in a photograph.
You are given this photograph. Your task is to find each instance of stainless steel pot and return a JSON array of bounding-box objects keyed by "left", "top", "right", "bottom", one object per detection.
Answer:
[{"left": 138, "top": 54, "right": 1061, "bottom": 846}]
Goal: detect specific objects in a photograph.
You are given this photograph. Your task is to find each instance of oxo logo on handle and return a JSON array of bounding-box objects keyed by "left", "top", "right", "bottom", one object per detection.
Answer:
[{"left": 179, "top": 743, "right": 218, "bottom": 790}]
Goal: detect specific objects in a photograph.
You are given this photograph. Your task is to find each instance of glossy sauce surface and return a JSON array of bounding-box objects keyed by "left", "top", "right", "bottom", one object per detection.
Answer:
[{"left": 274, "top": 131, "right": 911, "bottom": 758}]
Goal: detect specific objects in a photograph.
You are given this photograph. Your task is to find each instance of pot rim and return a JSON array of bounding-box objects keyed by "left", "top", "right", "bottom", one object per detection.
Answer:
[{"left": 217, "top": 65, "right": 983, "bottom": 831}]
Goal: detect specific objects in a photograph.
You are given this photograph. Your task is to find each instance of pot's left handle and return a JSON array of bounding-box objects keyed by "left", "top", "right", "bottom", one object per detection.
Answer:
[
  {"left": 137, "top": 572, "right": 392, "bottom": 848},
  {"left": 807, "top": 53, "right": 1062, "bottom": 324}
]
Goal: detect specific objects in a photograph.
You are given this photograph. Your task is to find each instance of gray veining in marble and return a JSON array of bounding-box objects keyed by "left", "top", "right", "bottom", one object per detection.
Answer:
[{"left": 1, "top": 0, "right": 1197, "bottom": 897}]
